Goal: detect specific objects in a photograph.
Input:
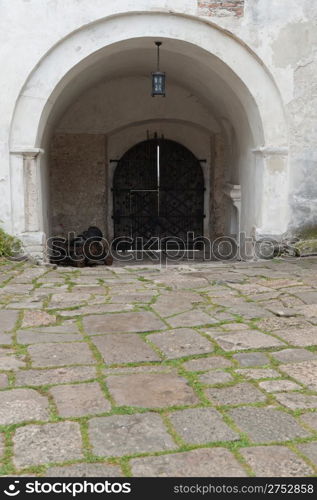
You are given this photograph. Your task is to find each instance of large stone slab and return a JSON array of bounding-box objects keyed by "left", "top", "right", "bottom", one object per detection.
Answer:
[
  {"left": 153, "top": 292, "right": 205, "bottom": 317},
  {"left": 0, "top": 334, "right": 13, "bottom": 345},
  {"left": 0, "top": 310, "right": 18, "bottom": 332},
  {"left": 15, "top": 366, "right": 97, "bottom": 387},
  {"left": 13, "top": 422, "right": 83, "bottom": 467},
  {"left": 28, "top": 342, "right": 95, "bottom": 367},
  {"left": 167, "top": 310, "right": 217, "bottom": 328},
  {"left": 205, "top": 383, "right": 266, "bottom": 406},
  {"left": 276, "top": 328, "right": 317, "bottom": 347},
  {"left": 22, "top": 310, "right": 56, "bottom": 328},
  {"left": 296, "top": 304, "right": 317, "bottom": 318},
  {"left": 50, "top": 382, "right": 111, "bottom": 417},
  {"left": 256, "top": 317, "right": 312, "bottom": 332},
  {"left": 241, "top": 446, "right": 314, "bottom": 477},
  {"left": 168, "top": 408, "right": 239, "bottom": 444},
  {"left": 294, "top": 291, "right": 317, "bottom": 304},
  {"left": 13, "top": 267, "right": 47, "bottom": 282},
  {"left": 279, "top": 360, "right": 317, "bottom": 390},
  {"left": 106, "top": 373, "right": 199, "bottom": 408},
  {"left": 300, "top": 413, "right": 317, "bottom": 431},
  {"left": 16, "top": 331, "right": 82, "bottom": 344},
  {"left": 263, "top": 279, "right": 304, "bottom": 289},
  {"left": 235, "top": 368, "right": 280, "bottom": 380},
  {"left": 232, "top": 352, "right": 269, "bottom": 367},
  {"left": 109, "top": 293, "right": 154, "bottom": 304},
  {"left": 83, "top": 311, "right": 166, "bottom": 334},
  {"left": 71, "top": 285, "right": 108, "bottom": 295},
  {"left": 228, "top": 283, "right": 273, "bottom": 295},
  {"left": 275, "top": 393, "right": 317, "bottom": 410},
  {"left": 214, "top": 331, "right": 284, "bottom": 351},
  {"left": 26, "top": 322, "right": 79, "bottom": 334},
  {"left": 0, "top": 284, "right": 33, "bottom": 295},
  {"left": 0, "top": 373, "right": 8, "bottom": 388},
  {"left": 7, "top": 300, "right": 45, "bottom": 310},
  {"left": 297, "top": 442, "right": 317, "bottom": 466},
  {"left": 148, "top": 328, "right": 213, "bottom": 359},
  {"left": 59, "top": 304, "right": 133, "bottom": 316},
  {"left": 49, "top": 292, "right": 92, "bottom": 307},
  {"left": 271, "top": 348, "right": 317, "bottom": 364},
  {"left": 228, "top": 303, "right": 273, "bottom": 319},
  {"left": 0, "top": 355, "right": 26, "bottom": 370},
  {"left": 0, "top": 388, "right": 49, "bottom": 425},
  {"left": 91, "top": 334, "right": 160, "bottom": 364},
  {"left": 182, "top": 356, "right": 232, "bottom": 371},
  {"left": 221, "top": 323, "right": 253, "bottom": 332},
  {"left": 198, "top": 371, "right": 233, "bottom": 385},
  {"left": 259, "top": 380, "right": 301, "bottom": 392},
  {"left": 109, "top": 285, "right": 147, "bottom": 294},
  {"left": 88, "top": 413, "right": 175, "bottom": 457},
  {"left": 46, "top": 463, "right": 123, "bottom": 477},
  {"left": 130, "top": 448, "right": 247, "bottom": 477},
  {"left": 229, "top": 407, "right": 310, "bottom": 443},
  {"left": 103, "top": 365, "right": 176, "bottom": 375},
  {"left": 37, "top": 274, "right": 66, "bottom": 284},
  {"left": 153, "top": 275, "right": 209, "bottom": 290}
]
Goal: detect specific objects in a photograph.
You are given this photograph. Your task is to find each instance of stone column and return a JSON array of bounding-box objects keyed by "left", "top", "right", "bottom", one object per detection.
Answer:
[
  {"left": 223, "top": 183, "right": 241, "bottom": 237},
  {"left": 252, "top": 147, "right": 289, "bottom": 239},
  {"left": 10, "top": 148, "right": 45, "bottom": 261}
]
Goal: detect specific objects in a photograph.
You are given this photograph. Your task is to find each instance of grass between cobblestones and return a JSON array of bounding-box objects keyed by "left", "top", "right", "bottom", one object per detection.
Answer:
[{"left": 0, "top": 258, "right": 317, "bottom": 476}]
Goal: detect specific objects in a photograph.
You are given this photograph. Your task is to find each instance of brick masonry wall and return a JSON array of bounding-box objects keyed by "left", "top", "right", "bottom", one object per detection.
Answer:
[{"left": 198, "top": 0, "right": 244, "bottom": 17}]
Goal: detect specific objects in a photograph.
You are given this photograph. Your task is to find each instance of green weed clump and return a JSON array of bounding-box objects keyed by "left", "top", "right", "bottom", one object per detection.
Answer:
[{"left": 0, "top": 227, "right": 21, "bottom": 257}]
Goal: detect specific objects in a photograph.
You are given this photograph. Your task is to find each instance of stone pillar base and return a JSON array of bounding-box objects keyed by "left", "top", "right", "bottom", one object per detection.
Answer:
[{"left": 20, "top": 231, "right": 47, "bottom": 263}]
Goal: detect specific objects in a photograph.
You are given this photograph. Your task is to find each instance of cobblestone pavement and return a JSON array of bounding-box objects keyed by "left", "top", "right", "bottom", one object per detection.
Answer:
[{"left": 0, "top": 257, "right": 317, "bottom": 477}]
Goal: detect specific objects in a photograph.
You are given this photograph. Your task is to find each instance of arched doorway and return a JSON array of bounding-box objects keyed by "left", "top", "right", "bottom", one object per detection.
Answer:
[
  {"left": 8, "top": 12, "right": 289, "bottom": 260},
  {"left": 113, "top": 139, "right": 204, "bottom": 249}
]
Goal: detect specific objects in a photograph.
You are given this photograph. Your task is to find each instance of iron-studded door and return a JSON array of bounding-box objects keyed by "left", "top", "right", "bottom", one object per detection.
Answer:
[{"left": 113, "top": 139, "right": 204, "bottom": 249}]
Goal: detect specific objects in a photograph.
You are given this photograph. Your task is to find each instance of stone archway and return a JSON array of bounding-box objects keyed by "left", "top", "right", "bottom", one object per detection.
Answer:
[{"left": 8, "top": 11, "right": 288, "bottom": 259}]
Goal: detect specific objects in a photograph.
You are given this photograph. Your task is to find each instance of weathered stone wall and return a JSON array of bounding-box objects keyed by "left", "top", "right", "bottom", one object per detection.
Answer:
[
  {"left": 288, "top": 56, "right": 317, "bottom": 232},
  {"left": 50, "top": 134, "right": 107, "bottom": 236},
  {"left": 198, "top": 1, "right": 244, "bottom": 17},
  {"left": 283, "top": 20, "right": 317, "bottom": 232}
]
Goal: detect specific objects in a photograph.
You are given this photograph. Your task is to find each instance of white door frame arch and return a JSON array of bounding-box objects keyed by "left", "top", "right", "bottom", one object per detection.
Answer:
[{"left": 8, "top": 11, "right": 289, "bottom": 258}]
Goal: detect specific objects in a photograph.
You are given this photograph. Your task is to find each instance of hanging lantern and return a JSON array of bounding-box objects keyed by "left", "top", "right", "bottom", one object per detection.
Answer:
[{"left": 151, "top": 42, "right": 166, "bottom": 97}]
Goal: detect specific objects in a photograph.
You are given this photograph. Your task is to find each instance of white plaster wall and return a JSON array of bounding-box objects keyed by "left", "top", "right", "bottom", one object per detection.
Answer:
[
  {"left": 56, "top": 77, "right": 220, "bottom": 135},
  {"left": 0, "top": 0, "right": 316, "bottom": 242}
]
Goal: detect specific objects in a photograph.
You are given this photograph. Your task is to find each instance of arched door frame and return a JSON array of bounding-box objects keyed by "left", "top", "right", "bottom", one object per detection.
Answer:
[
  {"left": 106, "top": 119, "right": 214, "bottom": 242},
  {"left": 112, "top": 138, "right": 205, "bottom": 250}
]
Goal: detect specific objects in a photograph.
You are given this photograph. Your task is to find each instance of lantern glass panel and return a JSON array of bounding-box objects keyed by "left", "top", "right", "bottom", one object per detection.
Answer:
[{"left": 152, "top": 72, "right": 166, "bottom": 97}]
